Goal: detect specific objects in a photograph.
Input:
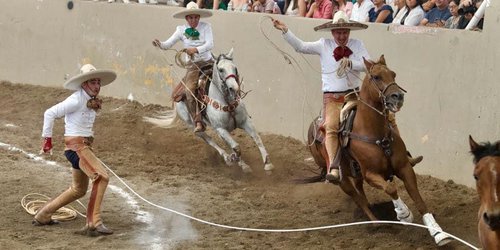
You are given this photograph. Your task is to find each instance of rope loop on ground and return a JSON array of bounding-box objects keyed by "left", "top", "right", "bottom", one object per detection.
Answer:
[{"left": 21, "top": 193, "right": 86, "bottom": 221}]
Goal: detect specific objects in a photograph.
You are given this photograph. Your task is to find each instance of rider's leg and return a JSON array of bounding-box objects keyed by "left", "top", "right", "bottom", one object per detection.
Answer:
[
  {"left": 389, "top": 113, "right": 423, "bottom": 166},
  {"left": 184, "top": 64, "right": 204, "bottom": 132},
  {"left": 323, "top": 95, "right": 343, "bottom": 183}
]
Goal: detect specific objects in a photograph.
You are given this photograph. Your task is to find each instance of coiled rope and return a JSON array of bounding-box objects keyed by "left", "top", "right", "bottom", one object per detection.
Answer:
[{"left": 21, "top": 193, "right": 86, "bottom": 221}]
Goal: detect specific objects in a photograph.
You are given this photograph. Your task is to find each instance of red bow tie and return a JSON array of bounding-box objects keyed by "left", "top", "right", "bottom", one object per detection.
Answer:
[{"left": 333, "top": 46, "right": 353, "bottom": 61}]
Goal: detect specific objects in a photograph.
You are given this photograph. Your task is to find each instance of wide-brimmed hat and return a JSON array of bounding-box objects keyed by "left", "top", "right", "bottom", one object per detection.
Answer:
[
  {"left": 314, "top": 11, "right": 368, "bottom": 32},
  {"left": 172, "top": 2, "right": 212, "bottom": 19},
  {"left": 63, "top": 64, "right": 117, "bottom": 90}
]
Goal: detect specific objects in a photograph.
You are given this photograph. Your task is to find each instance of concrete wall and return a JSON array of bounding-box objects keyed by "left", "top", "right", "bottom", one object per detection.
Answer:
[{"left": 1, "top": 0, "right": 499, "bottom": 187}]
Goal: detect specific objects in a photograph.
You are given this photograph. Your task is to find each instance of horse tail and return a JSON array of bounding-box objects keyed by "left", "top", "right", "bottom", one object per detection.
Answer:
[
  {"left": 293, "top": 118, "right": 328, "bottom": 184},
  {"left": 142, "top": 101, "right": 179, "bottom": 128}
]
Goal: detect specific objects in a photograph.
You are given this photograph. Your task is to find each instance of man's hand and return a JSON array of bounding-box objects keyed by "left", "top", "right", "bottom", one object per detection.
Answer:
[
  {"left": 152, "top": 39, "right": 161, "bottom": 48},
  {"left": 40, "top": 137, "right": 53, "bottom": 155},
  {"left": 185, "top": 47, "right": 198, "bottom": 56},
  {"left": 272, "top": 18, "right": 288, "bottom": 33}
]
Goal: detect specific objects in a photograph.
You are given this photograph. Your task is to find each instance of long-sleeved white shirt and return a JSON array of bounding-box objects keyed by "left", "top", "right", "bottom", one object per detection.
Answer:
[
  {"left": 42, "top": 89, "right": 96, "bottom": 138},
  {"left": 351, "top": 0, "right": 374, "bottom": 22},
  {"left": 159, "top": 21, "right": 214, "bottom": 62},
  {"left": 283, "top": 30, "right": 370, "bottom": 92}
]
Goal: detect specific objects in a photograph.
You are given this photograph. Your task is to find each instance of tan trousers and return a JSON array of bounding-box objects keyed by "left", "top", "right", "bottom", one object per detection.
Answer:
[
  {"left": 323, "top": 92, "right": 357, "bottom": 169},
  {"left": 183, "top": 60, "right": 213, "bottom": 124},
  {"left": 35, "top": 137, "right": 109, "bottom": 228}
]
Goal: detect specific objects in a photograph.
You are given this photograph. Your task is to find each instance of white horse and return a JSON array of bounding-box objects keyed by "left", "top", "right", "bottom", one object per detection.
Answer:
[{"left": 167, "top": 49, "right": 274, "bottom": 174}]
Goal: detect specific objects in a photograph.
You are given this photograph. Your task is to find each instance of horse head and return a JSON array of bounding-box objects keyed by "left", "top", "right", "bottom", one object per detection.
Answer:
[
  {"left": 362, "top": 55, "right": 406, "bottom": 113},
  {"left": 213, "top": 48, "right": 241, "bottom": 103},
  {"left": 470, "top": 135, "right": 500, "bottom": 234}
]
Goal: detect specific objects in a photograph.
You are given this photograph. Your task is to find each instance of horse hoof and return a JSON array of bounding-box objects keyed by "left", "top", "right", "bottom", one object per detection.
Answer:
[
  {"left": 434, "top": 233, "right": 452, "bottom": 246},
  {"left": 264, "top": 163, "right": 274, "bottom": 171},
  {"left": 396, "top": 210, "right": 413, "bottom": 223}
]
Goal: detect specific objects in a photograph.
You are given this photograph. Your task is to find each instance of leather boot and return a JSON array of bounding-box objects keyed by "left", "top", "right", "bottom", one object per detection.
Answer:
[
  {"left": 407, "top": 151, "right": 423, "bottom": 167},
  {"left": 75, "top": 224, "right": 113, "bottom": 237},
  {"left": 325, "top": 164, "right": 340, "bottom": 184}
]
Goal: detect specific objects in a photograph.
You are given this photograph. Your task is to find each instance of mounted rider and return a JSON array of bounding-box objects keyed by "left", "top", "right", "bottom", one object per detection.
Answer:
[
  {"left": 153, "top": 2, "right": 214, "bottom": 133},
  {"left": 273, "top": 11, "right": 422, "bottom": 184}
]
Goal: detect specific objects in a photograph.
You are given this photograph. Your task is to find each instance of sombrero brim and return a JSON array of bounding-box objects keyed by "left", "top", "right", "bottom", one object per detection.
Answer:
[
  {"left": 63, "top": 70, "right": 117, "bottom": 90},
  {"left": 314, "top": 21, "right": 368, "bottom": 32},
  {"left": 172, "top": 9, "right": 212, "bottom": 19}
]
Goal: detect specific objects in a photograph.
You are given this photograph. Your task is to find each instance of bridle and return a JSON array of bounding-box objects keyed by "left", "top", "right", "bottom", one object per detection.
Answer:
[
  {"left": 358, "top": 64, "right": 406, "bottom": 116},
  {"left": 203, "top": 55, "right": 242, "bottom": 113}
]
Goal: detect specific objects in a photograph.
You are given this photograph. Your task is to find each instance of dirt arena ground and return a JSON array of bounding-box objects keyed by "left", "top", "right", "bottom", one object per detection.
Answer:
[{"left": 0, "top": 81, "right": 480, "bottom": 249}]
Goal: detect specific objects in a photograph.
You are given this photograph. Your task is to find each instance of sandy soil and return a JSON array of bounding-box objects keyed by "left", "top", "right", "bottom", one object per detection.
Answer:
[{"left": 0, "top": 81, "right": 480, "bottom": 249}]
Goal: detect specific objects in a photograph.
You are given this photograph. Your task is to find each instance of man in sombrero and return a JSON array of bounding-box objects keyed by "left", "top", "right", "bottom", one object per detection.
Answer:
[
  {"left": 273, "top": 11, "right": 422, "bottom": 184},
  {"left": 152, "top": 2, "right": 214, "bottom": 133},
  {"left": 35, "top": 64, "right": 116, "bottom": 236}
]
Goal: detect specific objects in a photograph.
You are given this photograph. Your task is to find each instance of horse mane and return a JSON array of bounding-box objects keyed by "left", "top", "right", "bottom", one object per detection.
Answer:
[{"left": 470, "top": 140, "right": 500, "bottom": 163}]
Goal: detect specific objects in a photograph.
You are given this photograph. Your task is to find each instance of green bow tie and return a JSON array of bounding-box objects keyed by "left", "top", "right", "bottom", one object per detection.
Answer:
[{"left": 184, "top": 28, "right": 200, "bottom": 40}]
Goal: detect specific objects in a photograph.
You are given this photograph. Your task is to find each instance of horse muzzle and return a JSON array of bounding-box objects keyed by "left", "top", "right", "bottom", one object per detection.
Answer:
[
  {"left": 385, "top": 91, "right": 405, "bottom": 113},
  {"left": 483, "top": 210, "right": 500, "bottom": 230}
]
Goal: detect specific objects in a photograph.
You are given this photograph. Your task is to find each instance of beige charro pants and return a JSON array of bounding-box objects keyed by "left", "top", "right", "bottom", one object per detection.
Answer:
[
  {"left": 183, "top": 60, "right": 213, "bottom": 124},
  {"left": 35, "top": 137, "right": 109, "bottom": 228},
  {"left": 323, "top": 92, "right": 357, "bottom": 169}
]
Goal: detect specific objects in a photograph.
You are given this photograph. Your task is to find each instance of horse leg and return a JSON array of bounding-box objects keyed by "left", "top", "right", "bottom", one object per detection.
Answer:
[
  {"left": 195, "top": 132, "right": 232, "bottom": 166},
  {"left": 214, "top": 128, "right": 252, "bottom": 173},
  {"left": 340, "top": 177, "right": 377, "bottom": 221},
  {"left": 398, "top": 166, "right": 452, "bottom": 246},
  {"left": 241, "top": 120, "right": 274, "bottom": 172},
  {"left": 365, "top": 172, "right": 414, "bottom": 223}
]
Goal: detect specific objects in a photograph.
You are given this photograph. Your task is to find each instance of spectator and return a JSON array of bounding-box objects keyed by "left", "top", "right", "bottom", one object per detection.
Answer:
[
  {"left": 138, "top": 0, "right": 158, "bottom": 4},
  {"left": 198, "top": 0, "right": 226, "bottom": 9},
  {"left": 368, "top": 0, "right": 394, "bottom": 23},
  {"left": 444, "top": 0, "right": 461, "bottom": 28},
  {"left": 250, "top": 0, "right": 281, "bottom": 13},
  {"left": 306, "top": 0, "right": 333, "bottom": 19},
  {"left": 392, "top": 0, "right": 406, "bottom": 17},
  {"left": 392, "top": 0, "right": 425, "bottom": 25},
  {"left": 421, "top": 0, "right": 435, "bottom": 11},
  {"left": 228, "top": 0, "right": 250, "bottom": 11},
  {"left": 337, "top": 0, "right": 354, "bottom": 18},
  {"left": 351, "top": 0, "right": 375, "bottom": 22},
  {"left": 284, "top": 0, "right": 302, "bottom": 15},
  {"left": 419, "top": 0, "right": 451, "bottom": 26},
  {"left": 456, "top": 4, "right": 478, "bottom": 29}
]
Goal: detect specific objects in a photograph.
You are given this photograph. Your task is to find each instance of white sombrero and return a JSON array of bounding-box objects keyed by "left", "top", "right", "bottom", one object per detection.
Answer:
[
  {"left": 63, "top": 64, "right": 117, "bottom": 90},
  {"left": 172, "top": 2, "right": 212, "bottom": 19},
  {"left": 314, "top": 11, "right": 368, "bottom": 32}
]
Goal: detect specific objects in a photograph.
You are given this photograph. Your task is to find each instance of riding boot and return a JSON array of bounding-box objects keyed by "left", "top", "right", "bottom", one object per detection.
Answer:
[
  {"left": 323, "top": 98, "right": 342, "bottom": 184},
  {"left": 34, "top": 169, "right": 89, "bottom": 225},
  {"left": 408, "top": 151, "right": 423, "bottom": 167},
  {"left": 326, "top": 163, "right": 341, "bottom": 184},
  {"left": 77, "top": 147, "right": 110, "bottom": 232}
]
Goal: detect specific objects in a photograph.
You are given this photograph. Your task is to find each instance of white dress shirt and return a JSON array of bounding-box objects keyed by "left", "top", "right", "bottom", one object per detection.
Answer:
[
  {"left": 351, "top": 0, "right": 374, "bottom": 22},
  {"left": 42, "top": 89, "right": 96, "bottom": 138},
  {"left": 283, "top": 30, "right": 370, "bottom": 92},
  {"left": 392, "top": 5, "right": 425, "bottom": 26},
  {"left": 159, "top": 21, "right": 214, "bottom": 62}
]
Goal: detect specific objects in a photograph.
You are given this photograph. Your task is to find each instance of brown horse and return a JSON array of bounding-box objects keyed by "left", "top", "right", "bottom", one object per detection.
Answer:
[
  {"left": 306, "top": 55, "right": 451, "bottom": 246},
  {"left": 469, "top": 135, "right": 500, "bottom": 249}
]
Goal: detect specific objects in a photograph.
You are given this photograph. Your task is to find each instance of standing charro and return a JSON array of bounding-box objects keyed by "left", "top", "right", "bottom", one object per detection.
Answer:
[
  {"left": 152, "top": 2, "right": 214, "bottom": 133},
  {"left": 34, "top": 64, "right": 116, "bottom": 236},
  {"left": 272, "top": 11, "right": 422, "bottom": 184}
]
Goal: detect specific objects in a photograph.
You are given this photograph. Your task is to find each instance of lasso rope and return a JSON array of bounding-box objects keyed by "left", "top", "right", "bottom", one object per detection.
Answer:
[
  {"left": 21, "top": 193, "right": 86, "bottom": 221},
  {"left": 6, "top": 139, "right": 476, "bottom": 249},
  {"left": 96, "top": 157, "right": 478, "bottom": 249}
]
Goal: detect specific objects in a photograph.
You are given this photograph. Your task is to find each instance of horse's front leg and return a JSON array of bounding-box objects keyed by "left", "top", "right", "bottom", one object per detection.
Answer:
[
  {"left": 195, "top": 132, "right": 232, "bottom": 166},
  {"left": 240, "top": 120, "right": 274, "bottom": 173},
  {"left": 397, "top": 165, "right": 452, "bottom": 246},
  {"left": 364, "top": 171, "right": 414, "bottom": 223},
  {"left": 214, "top": 128, "right": 252, "bottom": 173}
]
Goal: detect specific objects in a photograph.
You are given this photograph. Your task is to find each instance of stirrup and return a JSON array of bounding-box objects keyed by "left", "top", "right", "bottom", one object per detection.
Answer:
[
  {"left": 409, "top": 155, "right": 423, "bottom": 167},
  {"left": 194, "top": 122, "right": 205, "bottom": 133}
]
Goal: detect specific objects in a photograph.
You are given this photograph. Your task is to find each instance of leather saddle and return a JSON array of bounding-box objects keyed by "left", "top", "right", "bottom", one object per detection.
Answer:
[{"left": 172, "top": 66, "right": 213, "bottom": 103}]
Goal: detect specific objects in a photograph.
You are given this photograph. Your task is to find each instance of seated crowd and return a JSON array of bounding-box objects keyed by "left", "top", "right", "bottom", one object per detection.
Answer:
[{"left": 93, "top": 0, "right": 485, "bottom": 30}]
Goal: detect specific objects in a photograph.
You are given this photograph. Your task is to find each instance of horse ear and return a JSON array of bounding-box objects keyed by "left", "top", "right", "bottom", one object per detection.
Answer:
[
  {"left": 469, "top": 135, "right": 479, "bottom": 151},
  {"left": 227, "top": 48, "right": 234, "bottom": 59},
  {"left": 363, "top": 57, "right": 372, "bottom": 71},
  {"left": 379, "top": 55, "right": 386, "bottom": 65}
]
